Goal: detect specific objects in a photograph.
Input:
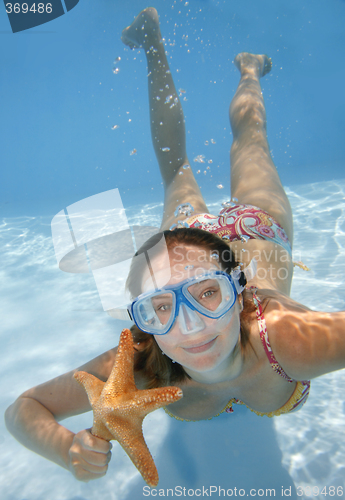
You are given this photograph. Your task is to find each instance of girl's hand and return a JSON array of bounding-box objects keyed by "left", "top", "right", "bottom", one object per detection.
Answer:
[{"left": 68, "top": 429, "right": 112, "bottom": 482}]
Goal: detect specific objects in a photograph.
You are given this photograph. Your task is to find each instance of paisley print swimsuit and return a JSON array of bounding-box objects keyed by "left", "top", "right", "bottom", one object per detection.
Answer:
[{"left": 184, "top": 203, "right": 292, "bottom": 256}]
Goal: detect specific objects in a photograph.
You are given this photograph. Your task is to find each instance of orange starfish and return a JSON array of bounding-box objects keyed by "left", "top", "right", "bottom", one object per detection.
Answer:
[{"left": 74, "top": 328, "right": 183, "bottom": 487}]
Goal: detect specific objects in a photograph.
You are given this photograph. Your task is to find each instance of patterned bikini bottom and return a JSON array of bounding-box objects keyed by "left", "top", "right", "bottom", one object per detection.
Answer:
[{"left": 184, "top": 203, "right": 292, "bottom": 256}]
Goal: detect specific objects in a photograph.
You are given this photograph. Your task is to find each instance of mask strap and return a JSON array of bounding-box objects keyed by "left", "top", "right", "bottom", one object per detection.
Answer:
[{"left": 231, "top": 258, "right": 257, "bottom": 293}]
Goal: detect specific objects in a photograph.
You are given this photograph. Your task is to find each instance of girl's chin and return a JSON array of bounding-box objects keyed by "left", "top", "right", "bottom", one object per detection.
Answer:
[{"left": 180, "top": 350, "right": 228, "bottom": 375}]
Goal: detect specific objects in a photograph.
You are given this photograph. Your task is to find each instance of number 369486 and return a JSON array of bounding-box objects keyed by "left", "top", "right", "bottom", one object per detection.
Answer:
[
  {"left": 297, "top": 486, "right": 343, "bottom": 497},
  {"left": 5, "top": 3, "right": 53, "bottom": 14}
]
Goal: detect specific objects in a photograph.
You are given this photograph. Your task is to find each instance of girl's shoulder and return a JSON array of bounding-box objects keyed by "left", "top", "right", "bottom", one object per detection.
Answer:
[
  {"left": 241, "top": 287, "right": 312, "bottom": 378},
  {"left": 249, "top": 288, "right": 345, "bottom": 380}
]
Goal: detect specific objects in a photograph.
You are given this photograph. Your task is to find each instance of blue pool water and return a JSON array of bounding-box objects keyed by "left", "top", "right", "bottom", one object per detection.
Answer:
[{"left": 1, "top": 1, "right": 345, "bottom": 499}]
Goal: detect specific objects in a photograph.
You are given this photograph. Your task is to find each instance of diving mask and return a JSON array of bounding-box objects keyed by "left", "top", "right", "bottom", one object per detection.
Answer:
[{"left": 128, "top": 270, "right": 240, "bottom": 335}]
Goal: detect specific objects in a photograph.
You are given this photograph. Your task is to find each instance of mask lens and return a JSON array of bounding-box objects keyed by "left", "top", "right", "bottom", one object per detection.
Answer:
[
  {"left": 185, "top": 275, "right": 234, "bottom": 316},
  {"left": 133, "top": 291, "right": 175, "bottom": 333},
  {"left": 150, "top": 292, "right": 174, "bottom": 325},
  {"left": 187, "top": 278, "right": 223, "bottom": 311}
]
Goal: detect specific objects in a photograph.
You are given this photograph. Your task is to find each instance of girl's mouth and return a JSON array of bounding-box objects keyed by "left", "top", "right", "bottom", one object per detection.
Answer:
[{"left": 182, "top": 337, "right": 217, "bottom": 354}]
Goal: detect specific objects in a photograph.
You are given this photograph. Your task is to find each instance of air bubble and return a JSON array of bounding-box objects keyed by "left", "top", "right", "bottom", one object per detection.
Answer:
[
  {"left": 156, "top": 96, "right": 161, "bottom": 100},
  {"left": 231, "top": 197, "right": 239, "bottom": 203},
  {"left": 217, "top": 184, "right": 224, "bottom": 189},
  {"left": 204, "top": 140, "right": 209, "bottom": 145},
  {"left": 193, "top": 155, "right": 205, "bottom": 163},
  {"left": 222, "top": 201, "right": 233, "bottom": 208},
  {"left": 240, "top": 235, "right": 250, "bottom": 243},
  {"left": 162, "top": 147, "right": 170, "bottom": 152},
  {"left": 112, "top": 67, "right": 120, "bottom": 74},
  {"left": 111, "top": 125, "right": 119, "bottom": 130},
  {"left": 222, "top": 235, "right": 231, "bottom": 240},
  {"left": 183, "top": 164, "right": 190, "bottom": 170},
  {"left": 177, "top": 220, "right": 189, "bottom": 228},
  {"left": 210, "top": 252, "right": 219, "bottom": 260},
  {"left": 174, "top": 203, "right": 194, "bottom": 217},
  {"left": 184, "top": 265, "right": 194, "bottom": 270}
]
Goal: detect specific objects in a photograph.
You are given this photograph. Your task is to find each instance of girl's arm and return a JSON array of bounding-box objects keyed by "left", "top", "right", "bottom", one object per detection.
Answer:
[
  {"left": 267, "top": 300, "right": 345, "bottom": 380},
  {"left": 5, "top": 348, "right": 117, "bottom": 481}
]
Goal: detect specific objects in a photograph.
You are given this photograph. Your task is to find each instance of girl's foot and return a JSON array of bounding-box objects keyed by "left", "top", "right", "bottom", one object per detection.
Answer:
[
  {"left": 121, "top": 7, "right": 161, "bottom": 50},
  {"left": 234, "top": 53, "right": 272, "bottom": 78}
]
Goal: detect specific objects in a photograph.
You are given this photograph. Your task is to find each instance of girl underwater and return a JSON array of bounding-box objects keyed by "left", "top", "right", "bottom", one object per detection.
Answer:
[{"left": 5, "top": 7, "right": 345, "bottom": 483}]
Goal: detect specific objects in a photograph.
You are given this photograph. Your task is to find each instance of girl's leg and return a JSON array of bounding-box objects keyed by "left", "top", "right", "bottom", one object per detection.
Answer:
[
  {"left": 229, "top": 53, "right": 293, "bottom": 243},
  {"left": 122, "top": 8, "right": 208, "bottom": 230}
]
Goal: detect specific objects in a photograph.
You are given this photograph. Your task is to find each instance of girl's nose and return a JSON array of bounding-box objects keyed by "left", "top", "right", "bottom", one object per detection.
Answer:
[{"left": 177, "top": 303, "right": 206, "bottom": 335}]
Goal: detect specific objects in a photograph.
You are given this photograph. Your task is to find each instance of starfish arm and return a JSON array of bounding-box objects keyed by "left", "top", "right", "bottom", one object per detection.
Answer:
[
  {"left": 117, "top": 387, "right": 183, "bottom": 418},
  {"left": 102, "top": 329, "right": 137, "bottom": 397},
  {"left": 73, "top": 371, "right": 104, "bottom": 406},
  {"left": 91, "top": 420, "right": 114, "bottom": 442},
  {"left": 105, "top": 417, "right": 159, "bottom": 488}
]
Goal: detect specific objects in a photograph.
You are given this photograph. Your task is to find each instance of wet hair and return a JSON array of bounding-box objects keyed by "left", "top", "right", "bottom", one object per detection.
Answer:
[{"left": 126, "top": 228, "right": 250, "bottom": 388}]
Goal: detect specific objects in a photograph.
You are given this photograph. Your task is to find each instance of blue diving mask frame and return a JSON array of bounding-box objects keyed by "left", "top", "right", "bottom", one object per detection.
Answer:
[{"left": 127, "top": 266, "right": 250, "bottom": 336}]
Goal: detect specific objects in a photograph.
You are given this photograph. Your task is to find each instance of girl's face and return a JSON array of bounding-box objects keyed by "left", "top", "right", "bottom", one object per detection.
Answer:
[{"left": 141, "top": 245, "right": 242, "bottom": 379}]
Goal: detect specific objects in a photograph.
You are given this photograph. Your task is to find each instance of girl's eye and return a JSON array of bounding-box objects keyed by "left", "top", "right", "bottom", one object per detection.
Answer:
[
  {"left": 156, "top": 304, "right": 171, "bottom": 312},
  {"left": 201, "top": 290, "right": 215, "bottom": 299}
]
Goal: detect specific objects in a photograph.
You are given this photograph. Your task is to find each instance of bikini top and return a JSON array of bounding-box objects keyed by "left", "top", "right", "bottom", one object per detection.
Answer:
[{"left": 163, "top": 288, "right": 311, "bottom": 421}]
